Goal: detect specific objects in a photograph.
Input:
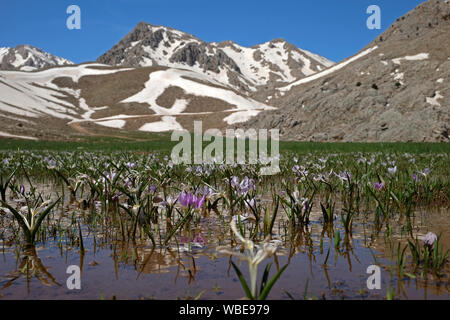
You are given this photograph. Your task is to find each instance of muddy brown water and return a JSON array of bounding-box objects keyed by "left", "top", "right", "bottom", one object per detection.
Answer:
[{"left": 0, "top": 186, "right": 448, "bottom": 300}]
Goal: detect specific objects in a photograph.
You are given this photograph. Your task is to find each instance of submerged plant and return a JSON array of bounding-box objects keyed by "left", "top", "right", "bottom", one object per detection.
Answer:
[
  {"left": 408, "top": 232, "right": 449, "bottom": 277},
  {"left": 1, "top": 246, "right": 61, "bottom": 291},
  {"left": 1, "top": 197, "right": 60, "bottom": 246}
]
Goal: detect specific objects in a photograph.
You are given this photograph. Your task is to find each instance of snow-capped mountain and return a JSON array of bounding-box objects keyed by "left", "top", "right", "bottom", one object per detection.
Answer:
[
  {"left": 2, "top": 0, "right": 447, "bottom": 142},
  {"left": 0, "top": 63, "right": 273, "bottom": 140},
  {"left": 240, "top": 0, "right": 450, "bottom": 142},
  {"left": 0, "top": 45, "right": 73, "bottom": 71},
  {"left": 97, "top": 22, "right": 334, "bottom": 94}
]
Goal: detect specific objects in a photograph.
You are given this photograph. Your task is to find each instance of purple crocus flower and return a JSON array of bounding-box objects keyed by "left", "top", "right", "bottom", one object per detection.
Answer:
[
  {"left": 231, "top": 176, "right": 239, "bottom": 188},
  {"left": 20, "top": 185, "right": 25, "bottom": 195},
  {"left": 412, "top": 174, "right": 418, "bottom": 182},
  {"left": 193, "top": 233, "right": 206, "bottom": 246},
  {"left": 374, "top": 182, "right": 384, "bottom": 191},
  {"left": 420, "top": 168, "right": 431, "bottom": 177},
  {"left": 422, "top": 232, "right": 437, "bottom": 247},
  {"left": 194, "top": 194, "right": 206, "bottom": 209},
  {"left": 178, "top": 192, "right": 206, "bottom": 210},
  {"left": 337, "top": 171, "right": 351, "bottom": 182},
  {"left": 200, "top": 186, "right": 214, "bottom": 198},
  {"left": 150, "top": 184, "right": 156, "bottom": 193},
  {"left": 180, "top": 236, "right": 189, "bottom": 243},
  {"left": 302, "top": 198, "right": 309, "bottom": 212},
  {"left": 45, "top": 157, "right": 57, "bottom": 168},
  {"left": 240, "top": 176, "right": 250, "bottom": 193},
  {"left": 178, "top": 191, "right": 191, "bottom": 207}
]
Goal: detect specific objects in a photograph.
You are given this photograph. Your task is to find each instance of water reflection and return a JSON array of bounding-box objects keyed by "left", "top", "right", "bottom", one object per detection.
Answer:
[{"left": 1, "top": 246, "right": 60, "bottom": 293}]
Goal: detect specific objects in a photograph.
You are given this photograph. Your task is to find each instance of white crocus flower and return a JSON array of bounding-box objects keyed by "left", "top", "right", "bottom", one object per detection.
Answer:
[
  {"left": 292, "top": 190, "right": 300, "bottom": 203},
  {"left": 218, "top": 220, "right": 278, "bottom": 298},
  {"left": 132, "top": 204, "right": 140, "bottom": 214}
]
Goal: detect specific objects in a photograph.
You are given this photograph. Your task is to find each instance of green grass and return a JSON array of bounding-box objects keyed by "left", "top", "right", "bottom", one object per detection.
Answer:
[
  {"left": 0, "top": 135, "right": 176, "bottom": 152},
  {"left": 280, "top": 141, "right": 450, "bottom": 154},
  {"left": 0, "top": 136, "right": 449, "bottom": 154}
]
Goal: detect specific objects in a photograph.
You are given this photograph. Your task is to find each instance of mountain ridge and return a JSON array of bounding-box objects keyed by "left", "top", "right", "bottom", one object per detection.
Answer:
[
  {"left": 238, "top": 0, "right": 450, "bottom": 142},
  {"left": 96, "top": 21, "right": 334, "bottom": 97},
  {"left": 0, "top": 45, "right": 73, "bottom": 71}
]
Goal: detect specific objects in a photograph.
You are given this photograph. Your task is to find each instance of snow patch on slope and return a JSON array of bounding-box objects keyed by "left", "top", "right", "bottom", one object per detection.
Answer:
[
  {"left": 96, "top": 119, "right": 126, "bottom": 129},
  {"left": 0, "top": 131, "right": 38, "bottom": 140},
  {"left": 122, "top": 68, "right": 273, "bottom": 115},
  {"left": 280, "top": 46, "right": 378, "bottom": 92},
  {"left": 392, "top": 53, "right": 429, "bottom": 65},
  {"left": 223, "top": 110, "right": 262, "bottom": 125},
  {"left": 426, "top": 91, "right": 443, "bottom": 106},
  {"left": 0, "top": 64, "right": 132, "bottom": 120},
  {"left": 139, "top": 116, "right": 183, "bottom": 132},
  {"left": 122, "top": 68, "right": 274, "bottom": 131}
]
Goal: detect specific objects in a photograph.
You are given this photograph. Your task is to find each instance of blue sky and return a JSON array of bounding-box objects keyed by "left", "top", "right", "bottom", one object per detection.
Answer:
[{"left": 1, "top": 0, "right": 426, "bottom": 64}]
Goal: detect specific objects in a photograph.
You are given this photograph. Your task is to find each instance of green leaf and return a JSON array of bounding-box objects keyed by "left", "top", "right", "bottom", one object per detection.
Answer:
[
  {"left": 54, "top": 169, "right": 70, "bottom": 187},
  {"left": 283, "top": 290, "right": 295, "bottom": 300},
  {"left": 303, "top": 278, "right": 309, "bottom": 300},
  {"left": 142, "top": 224, "right": 156, "bottom": 247},
  {"left": 119, "top": 203, "right": 134, "bottom": 218},
  {"left": 258, "top": 263, "right": 289, "bottom": 300},
  {"left": 78, "top": 221, "right": 85, "bottom": 255},
  {"left": 164, "top": 209, "right": 192, "bottom": 245},
  {"left": 260, "top": 263, "right": 272, "bottom": 295},
  {"left": 30, "top": 197, "right": 61, "bottom": 241},
  {"left": 323, "top": 247, "right": 330, "bottom": 265},
  {"left": 268, "top": 197, "right": 279, "bottom": 235},
  {"left": 0, "top": 199, "right": 31, "bottom": 240},
  {"left": 320, "top": 203, "right": 328, "bottom": 222}
]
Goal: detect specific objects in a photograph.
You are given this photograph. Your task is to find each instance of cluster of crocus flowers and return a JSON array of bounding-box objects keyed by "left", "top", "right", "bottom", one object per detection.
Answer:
[
  {"left": 125, "top": 162, "right": 136, "bottom": 169},
  {"left": 44, "top": 157, "right": 57, "bottom": 169},
  {"left": 178, "top": 191, "right": 206, "bottom": 210},
  {"left": 412, "top": 168, "right": 431, "bottom": 182},
  {"left": 231, "top": 176, "right": 255, "bottom": 195},
  {"left": 292, "top": 164, "right": 308, "bottom": 175},
  {"left": 336, "top": 170, "right": 351, "bottom": 183},
  {"left": 218, "top": 220, "right": 278, "bottom": 299}
]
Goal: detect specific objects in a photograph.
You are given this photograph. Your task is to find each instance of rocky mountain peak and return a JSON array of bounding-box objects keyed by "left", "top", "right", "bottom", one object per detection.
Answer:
[
  {"left": 0, "top": 45, "right": 73, "bottom": 71},
  {"left": 376, "top": 0, "right": 450, "bottom": 44},
  {"left": 238, "top": 0, "right": 449, "bottom": 142},
  {"left": 97, "top": 23, "right": 334, "bottom": 95}
]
